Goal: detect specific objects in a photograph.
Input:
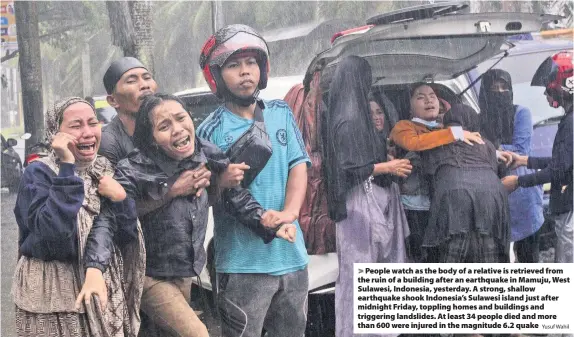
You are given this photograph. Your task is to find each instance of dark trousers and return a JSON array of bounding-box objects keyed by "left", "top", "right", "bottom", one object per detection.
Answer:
[
  {"left": 514, "top": 230, "right": 540, "bottom": 263},
  {"left": 405, "top": 210, "right": 431, "bottom": 262}
]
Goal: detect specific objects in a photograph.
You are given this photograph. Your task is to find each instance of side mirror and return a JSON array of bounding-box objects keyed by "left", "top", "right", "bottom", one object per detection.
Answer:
[{"left": 7, "top": 138, "right": 17, "bottom": 147}]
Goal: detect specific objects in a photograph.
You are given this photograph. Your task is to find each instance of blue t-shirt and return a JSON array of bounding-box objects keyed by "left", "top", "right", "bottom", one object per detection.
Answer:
[
  {"left": 499, "top": 105, "right": 544, "bottom": 241},
  {"left": 197, "top": 99, "right": 310, "bottom": 275}
]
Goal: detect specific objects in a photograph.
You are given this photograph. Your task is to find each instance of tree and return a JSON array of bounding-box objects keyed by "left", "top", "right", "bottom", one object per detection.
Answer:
[
  {"left": 15, "top": 1, "right": 44, "bottom": 152},
  {"left": 1, "top": 50, "right": 18, "bottom": 63},
  {"left": 35, "top": 1, "right": 118, "bottom": 99},
  {"left": 106, "top": 1, "right": 136, "bottom": 56},
  {"left": 129, "top": 1, "right": 154, "bottom": 72},
  {"left": 151, "top": 1, "right": 212, "bottom": 91},
  {"left": 106, "top": 0, "right": 154, "bottom": 73}
]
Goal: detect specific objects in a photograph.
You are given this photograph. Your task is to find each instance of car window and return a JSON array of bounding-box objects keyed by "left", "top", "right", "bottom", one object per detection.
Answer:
[
  {"left": 189, "top": 103, "right": 221, "bottom": 126},
  {"left": 477, "top": 51, "right": 557, "bottom": 83},
  {"left": 96, "top": 107, "right": 117, "bottom": 124},
  {"left": 476, "top": 50, "right": 566, "bottom": 124},
  {"left": 512, "top": 83, "right": 565, "bottom": 123},
  {"left": 531, "top": 123, "right": 558, "bottom": 158},
  {"left": 178, "top": 93, "right": 223, "bottom": 126}
]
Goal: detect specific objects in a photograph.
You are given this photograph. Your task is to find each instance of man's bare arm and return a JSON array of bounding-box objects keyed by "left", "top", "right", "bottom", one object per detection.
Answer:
[{"left": 283, "top": 163, "right": 308, "bottom": 219}]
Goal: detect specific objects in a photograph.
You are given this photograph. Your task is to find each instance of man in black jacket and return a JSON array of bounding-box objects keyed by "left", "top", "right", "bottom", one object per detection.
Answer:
[
  {"left": 99, "top": 57, "right": 157, "bottom": 165},
  {"left": 503, "top": 51, "right": 573, "bottom": 263}
]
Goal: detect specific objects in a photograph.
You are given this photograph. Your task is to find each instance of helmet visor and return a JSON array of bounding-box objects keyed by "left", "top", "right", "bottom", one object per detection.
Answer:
[{"left": 209, "top": 31, "right": 269, "bottom": 67}]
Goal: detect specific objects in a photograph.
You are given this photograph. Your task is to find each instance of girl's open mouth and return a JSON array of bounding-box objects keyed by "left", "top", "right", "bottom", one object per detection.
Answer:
[{"left": 173, "top": 136, "right": 192, "bottom": 151}]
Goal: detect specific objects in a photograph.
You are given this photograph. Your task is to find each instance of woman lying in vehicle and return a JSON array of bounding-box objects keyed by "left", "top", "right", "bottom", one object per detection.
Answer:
[
  {"left": 390, "top": 83, "right": 485, "bottom": 152},
  {"left": 420, "top": 103, "right": 511, "bottom": 263},
  {"left": 389, "top": 83, "right": 484, "bottom": 262},
  {"left": 112, "top": 93, "right": 296, "bottom": 337}
]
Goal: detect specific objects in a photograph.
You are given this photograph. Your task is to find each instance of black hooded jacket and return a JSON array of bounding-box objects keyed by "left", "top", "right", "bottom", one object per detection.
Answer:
[
  {"left": 113, "top": 137, "right": 278, "bottom": 278},
  {"left": 321, "top": 56, "right": 390, "bottom": 222}
]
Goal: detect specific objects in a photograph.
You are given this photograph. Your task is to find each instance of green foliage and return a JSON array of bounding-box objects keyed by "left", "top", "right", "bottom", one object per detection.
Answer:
[
  {"left": 31, "top": 0, "right": 572, "bottom": 100},
  {"left": 38, "top": 1, "right": 107, "bottom": 51}
]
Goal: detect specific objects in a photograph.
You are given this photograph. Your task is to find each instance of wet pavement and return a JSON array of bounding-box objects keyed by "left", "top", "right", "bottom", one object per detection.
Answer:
[{"left": 1, "top": 191, "right": 18, "bottom": 337}]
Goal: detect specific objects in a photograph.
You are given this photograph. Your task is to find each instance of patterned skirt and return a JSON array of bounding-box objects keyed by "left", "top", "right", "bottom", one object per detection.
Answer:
[{"left": 15, "top": 307, "right": 89, "bottom": 337}]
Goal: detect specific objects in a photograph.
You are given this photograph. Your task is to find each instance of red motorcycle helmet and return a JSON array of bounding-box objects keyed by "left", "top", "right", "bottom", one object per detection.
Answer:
[
  {"left": 199, "top": 24, "right": 270, "bottom": 99},
  {"left": 531, "top": 50, "right": 573, "bottom": 108}
]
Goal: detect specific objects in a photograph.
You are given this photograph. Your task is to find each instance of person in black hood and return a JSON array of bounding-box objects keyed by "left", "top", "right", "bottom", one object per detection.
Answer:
[
  {"left": 479, "top": 69, "right": 544, "bottom": 263},
  {"left": 479, "top": 69, "right": 516, "bottom": 148},
  {"left": 321, "top": 55, "right": 411, "bottom": 337}
]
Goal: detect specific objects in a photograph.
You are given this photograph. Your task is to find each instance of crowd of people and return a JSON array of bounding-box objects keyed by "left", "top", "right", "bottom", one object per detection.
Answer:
[{"left": 10, "top": 23, "right": 573, "bottom": 337}]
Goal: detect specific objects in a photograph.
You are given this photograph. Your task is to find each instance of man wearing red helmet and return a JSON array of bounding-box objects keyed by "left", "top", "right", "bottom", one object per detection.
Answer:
[
  {"left": 197, "top": 25, "right": 310, "bottom": 337},
  {"left": 502, "top": 51, "right": 573, "bottom": 263}
]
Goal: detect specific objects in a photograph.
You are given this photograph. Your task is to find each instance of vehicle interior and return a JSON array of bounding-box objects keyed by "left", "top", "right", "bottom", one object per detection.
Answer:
[
  {"left": 178, "top": 92, "right": 222, "bottom": 126},
  {"left": 96, "top": 106, "right": 118, "bottom": 125},
  {"left": 305, "top": 1, "right": 560, "bottom": 129},
  {"left": 317, "top": 82, "right": 469, "bottom": 130},
  {"left": 372, "top": 83, "right": 467, "bottom": 121}
]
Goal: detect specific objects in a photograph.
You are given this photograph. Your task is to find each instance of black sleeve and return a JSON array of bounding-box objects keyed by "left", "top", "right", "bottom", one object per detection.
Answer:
[
  {"left": 84, "top": 197, "right": 138, "bottom": 272},
  {"left": 198, "top": 137, "right": 277, "bottom": 243},
  {"left": 113, "top": 159, "right": 144, "bottom": 199},
  {"left": 527, "top": 157, "right": 552, "bottom": 170},
  {"left": 221, "top": 187, "right": 278, "bottom": 244},
  {"left": 83, "top": 160, "right": 141, "bottom": 272},
  {"left": 197, "top": 137, "right": 231, "bottom": 195},
  {"left": 497, "top": 162, "right": 510, "bottom": 179},
  {"left": 199, "top": 137, "right": 230, "bottom": 175},
  {"left": 192, "top": 138, "right": 276, "bottom": 243},
  {"left": 98, "top": 131, "right": 121, "bottom": 166},
  {"left": 519, "top": 115, "right": 573, "bottom": 188}
]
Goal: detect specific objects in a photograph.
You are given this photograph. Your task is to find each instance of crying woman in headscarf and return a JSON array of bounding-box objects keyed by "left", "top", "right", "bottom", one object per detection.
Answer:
[
  {"left": 12, "top": 97, "right": 146, "bottom": 337},
  {"left": 321, "top": 55, "right": 411, "bottom": 337},
  {"left": 479, "top": 69, "right": 544, "bottom": 263}
]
